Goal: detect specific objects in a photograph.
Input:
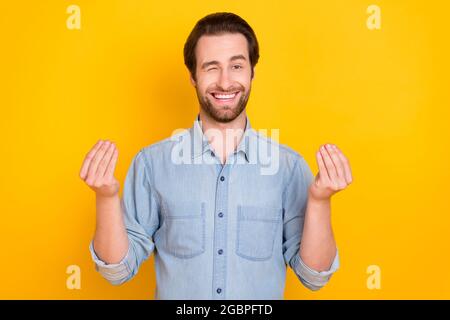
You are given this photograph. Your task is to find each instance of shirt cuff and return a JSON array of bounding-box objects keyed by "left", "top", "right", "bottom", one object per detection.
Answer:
[
  {"left": 292, "top": 248, "right": 340, "bottom": 290},
  {"left": 89, "top": 240, "right": 132, "bottom": 284}
]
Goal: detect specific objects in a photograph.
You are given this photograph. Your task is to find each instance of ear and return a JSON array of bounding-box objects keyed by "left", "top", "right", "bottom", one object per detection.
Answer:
[
  {"left": 251, "top": 67, "right": 256, "bottom": 80},
  {"left": 189, "top": 73, "right": 197, "bottom": 87}
]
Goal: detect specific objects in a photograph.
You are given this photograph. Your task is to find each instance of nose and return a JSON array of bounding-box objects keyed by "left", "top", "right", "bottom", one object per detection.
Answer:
[{"left": 217, "top": 69, "right": 232, "bottom": 90}]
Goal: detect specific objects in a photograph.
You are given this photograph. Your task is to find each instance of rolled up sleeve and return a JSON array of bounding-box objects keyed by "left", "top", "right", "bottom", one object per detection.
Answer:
[
  {"left": 89, "top": 241, "right": 132, "bottom": 285},
  {"left": 89, "top": 149, "right": 160, "bottom": 285},
  {"left": 291, "top": 248, "right": 340, "bottom": 291},
  {"left": 282, "top": 155, "right": 340, "bottom": 291}
]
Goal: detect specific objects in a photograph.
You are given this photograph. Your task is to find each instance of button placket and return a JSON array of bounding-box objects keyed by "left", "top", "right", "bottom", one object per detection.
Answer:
[{"left": 212, "top": 164, "right": 230, "bottom": 299}]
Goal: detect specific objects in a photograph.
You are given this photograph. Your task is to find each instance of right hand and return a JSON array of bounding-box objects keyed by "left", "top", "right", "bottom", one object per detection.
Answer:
[{"left": 79, "top": 139, "right": 120, "bottom": 198}]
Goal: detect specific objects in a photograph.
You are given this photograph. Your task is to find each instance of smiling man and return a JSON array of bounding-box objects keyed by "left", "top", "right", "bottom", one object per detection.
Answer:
[{"left": 80, "top": 12, "right": 353, "bottom": 299}]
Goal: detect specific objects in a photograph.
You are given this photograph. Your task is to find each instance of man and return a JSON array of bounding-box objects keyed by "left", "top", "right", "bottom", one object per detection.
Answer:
[{"left": 79, "top": 12, "right": 353, "bottom": 299}]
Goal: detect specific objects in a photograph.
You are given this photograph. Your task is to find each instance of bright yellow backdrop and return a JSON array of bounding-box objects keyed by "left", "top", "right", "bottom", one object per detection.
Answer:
[{"left": 1, "top": 0, "right": 449, "bottom": 299}]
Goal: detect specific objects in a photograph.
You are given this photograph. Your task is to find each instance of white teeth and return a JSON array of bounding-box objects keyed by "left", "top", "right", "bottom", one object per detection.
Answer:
[{"left": 213, "top": 92, "right": 237, "bottom": 99}]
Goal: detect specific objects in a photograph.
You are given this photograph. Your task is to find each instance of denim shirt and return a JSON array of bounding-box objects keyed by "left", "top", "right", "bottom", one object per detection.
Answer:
[{"left": 89, "top": 114, "right": 340, "bottom": 299}]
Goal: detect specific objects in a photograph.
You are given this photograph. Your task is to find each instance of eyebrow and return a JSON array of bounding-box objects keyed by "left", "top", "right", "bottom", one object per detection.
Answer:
[{"left": 201, "top": 55, "right": 247, "bottom": 69}]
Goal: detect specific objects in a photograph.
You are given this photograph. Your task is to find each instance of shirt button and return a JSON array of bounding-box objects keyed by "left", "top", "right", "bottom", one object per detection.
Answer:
[
  {"left": 218, "top": 212, "right": 223, "bottom": 218},
  {"left": 220, "top": 176, "right": 225, "bottom": 181},
  {"left": 216, "top": 288, "right": 222, "bottom": 294},
  {"left": 218, "top": 249, "right": 223, "bottom": 255}
]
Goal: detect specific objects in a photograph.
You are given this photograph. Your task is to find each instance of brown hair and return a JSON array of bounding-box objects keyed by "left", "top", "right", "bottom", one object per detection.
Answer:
[{"left": 183, "top": 12, "right": 260, "bottom": 81}]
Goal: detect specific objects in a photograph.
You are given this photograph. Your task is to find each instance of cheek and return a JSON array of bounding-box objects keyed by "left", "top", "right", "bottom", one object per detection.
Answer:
[
  {"left": 237, "top": 77, "right": 252, "bottom": 92},
  {"left": 196, "top": 74, "right": 216, "bottom": 92},
  {"left": 233, "top": 70, "right": 252, "bottom": 87}
]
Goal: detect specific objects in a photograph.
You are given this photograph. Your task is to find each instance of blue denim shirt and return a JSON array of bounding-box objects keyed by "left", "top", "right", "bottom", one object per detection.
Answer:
[{"left": 89, "top": 115, "right": 340, "bottom": 299}]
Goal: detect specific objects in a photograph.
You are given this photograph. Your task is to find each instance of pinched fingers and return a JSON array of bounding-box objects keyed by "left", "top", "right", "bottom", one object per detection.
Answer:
[
  {"left": 316, "top": 148, "right": 331, "bottom": 183},
  {"left": 96, "top": 142, "right": 116, "bottom": 178},
  {"left": 319, "top": 144, "right": 339, "bottom": 186},
  {"left": 333, "top": 144, "right": 353, "bottom": 184},
  {"left": 104, "top": 146, "right": 119, "bottom": 180},
  {"left": 79, "top": 140, "right": 103, "bottom": 180},
  {"left": 87, "top": 140, "right": 112, "bottom": 182},
  {"left": 318, "top": 143, "right": 353, "bottom": 192},
  {"left": 325, "top": 144, "right": 347, "bottom": 189}
]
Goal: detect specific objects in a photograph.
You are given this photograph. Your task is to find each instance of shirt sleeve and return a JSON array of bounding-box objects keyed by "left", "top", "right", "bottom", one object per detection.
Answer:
[
  {"left": 89, "top": 149, "right": 160, "bottom": 285},
  {"left": 282, "top": 155, "right": 340, "bottom": 291}
]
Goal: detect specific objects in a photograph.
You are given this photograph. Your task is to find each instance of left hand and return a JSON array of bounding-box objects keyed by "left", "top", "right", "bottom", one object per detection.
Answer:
[{"left": 308, "top": 143, "right": 353, "bottom": 202}]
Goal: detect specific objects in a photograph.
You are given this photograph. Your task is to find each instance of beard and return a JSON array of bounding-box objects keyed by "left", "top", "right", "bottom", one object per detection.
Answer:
[{"left": 196, "top": 85, "right": 251, "bottom": 123}]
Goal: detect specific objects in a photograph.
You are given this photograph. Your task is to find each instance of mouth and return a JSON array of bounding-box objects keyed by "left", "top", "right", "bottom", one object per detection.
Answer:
[{"left": 209, "top": 91, "right": 241, "bottom": 104}]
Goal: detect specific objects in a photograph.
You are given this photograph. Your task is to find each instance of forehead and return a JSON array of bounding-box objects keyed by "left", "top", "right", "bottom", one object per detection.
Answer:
[{"left": 195, "top": 33, "right": 249, "bottom": 64}]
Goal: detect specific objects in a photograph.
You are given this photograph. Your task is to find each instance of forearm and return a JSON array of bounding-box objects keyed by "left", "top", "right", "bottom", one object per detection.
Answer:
[
  {"left": 299, "top": 195, "right": 337, "bottom": 272},
  {"left": 93, "top": 194, "right": 129, "bottom": 264}
]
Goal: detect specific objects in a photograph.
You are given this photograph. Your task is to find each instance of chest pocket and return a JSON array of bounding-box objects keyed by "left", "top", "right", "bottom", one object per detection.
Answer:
[
  {"left": 236, "top": 204, "right": 282, "bottom": 261},
  {"left": 162, "top": 201, "right": 206, "bottom": 259}
]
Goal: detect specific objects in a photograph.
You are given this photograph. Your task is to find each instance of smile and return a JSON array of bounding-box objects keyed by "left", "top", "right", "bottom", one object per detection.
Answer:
[{"left": 209, "top": 91, "right": 240, "bottom": 102}]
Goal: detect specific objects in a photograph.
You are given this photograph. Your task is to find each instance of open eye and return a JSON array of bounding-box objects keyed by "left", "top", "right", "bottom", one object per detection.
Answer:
[{"left": 232, "top": 65, "right": 243, "bottom": 70}]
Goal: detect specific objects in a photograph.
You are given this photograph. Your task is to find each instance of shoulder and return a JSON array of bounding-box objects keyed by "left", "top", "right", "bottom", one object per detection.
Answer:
[
  {"left": 251, "top": 128, "right": 307, "bottom": 168},
  {"left": 138, "top": 128, "right": 191, "bottom": 159}
]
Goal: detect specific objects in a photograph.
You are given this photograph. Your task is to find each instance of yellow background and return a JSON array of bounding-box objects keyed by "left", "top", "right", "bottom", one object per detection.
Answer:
[{"left": 1, "top": 0, "right": 449, "bottom": 299}]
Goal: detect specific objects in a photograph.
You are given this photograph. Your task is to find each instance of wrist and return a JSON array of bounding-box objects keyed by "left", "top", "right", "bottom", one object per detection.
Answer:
[
  {"left": 95, "top": 193, "right": 120, "bottom": 210},
  {"left": 307, "top": 190, "right": 331, "bottom": 206},
  {"left": 306, "top": 195, "right": 332, "bottom": 220},
  {"left": 96, "top": 192, "right": 120, "bottom": 202}
]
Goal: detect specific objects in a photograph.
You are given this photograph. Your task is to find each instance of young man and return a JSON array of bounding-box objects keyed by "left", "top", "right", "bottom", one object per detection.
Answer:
[{"left": 80, "top": 12, "right": 353, "bottom": 299}]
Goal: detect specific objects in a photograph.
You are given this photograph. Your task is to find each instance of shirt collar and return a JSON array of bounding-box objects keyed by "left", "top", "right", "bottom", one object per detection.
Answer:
[{"left": 190, "top": 113, "right": 253, "bottom": 163}]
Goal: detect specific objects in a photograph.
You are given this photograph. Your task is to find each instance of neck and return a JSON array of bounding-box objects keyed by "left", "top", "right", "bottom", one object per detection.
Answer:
[{"left": 198, "top": 110, "right": 247, "bottom": 164}]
